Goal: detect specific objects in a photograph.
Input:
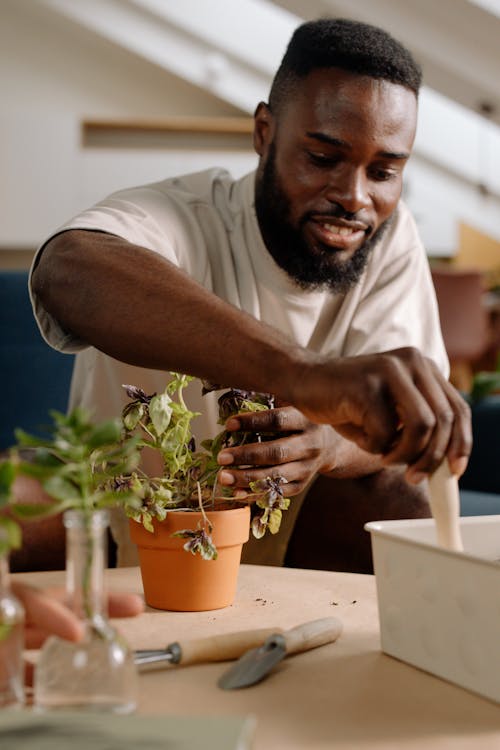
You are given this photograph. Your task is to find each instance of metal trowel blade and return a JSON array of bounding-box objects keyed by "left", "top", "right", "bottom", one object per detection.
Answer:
[{"left": 217, "top": 634, "right": 287, "bottom": 690}]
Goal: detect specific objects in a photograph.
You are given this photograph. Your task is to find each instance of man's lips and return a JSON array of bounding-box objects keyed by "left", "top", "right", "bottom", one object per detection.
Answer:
[{"left": 307, "top": 217, "right": 369, "bottom": 252}]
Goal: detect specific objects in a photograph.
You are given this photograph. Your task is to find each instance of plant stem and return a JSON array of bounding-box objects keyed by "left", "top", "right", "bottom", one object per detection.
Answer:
[{"left": 196, "top": 481, "right": 212, "bottom": 533}]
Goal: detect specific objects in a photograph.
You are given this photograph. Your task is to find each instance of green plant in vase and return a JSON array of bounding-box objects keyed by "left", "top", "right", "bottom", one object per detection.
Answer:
[
  {"left": 0, "top": 467, "right": 24, "bottom": 708},
  {"left": 1, "top": 410, "right": 143, "bottom": 713}
]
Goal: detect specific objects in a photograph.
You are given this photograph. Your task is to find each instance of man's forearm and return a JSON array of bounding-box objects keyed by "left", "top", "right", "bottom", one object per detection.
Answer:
[{"left": 33, "top": 230, "right": 309, "bottom": 401}]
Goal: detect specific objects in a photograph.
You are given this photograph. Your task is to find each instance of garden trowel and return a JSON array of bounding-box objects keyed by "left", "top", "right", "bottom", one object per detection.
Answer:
[
  {"left": 134, "top": 626, "right": 290, "bottom": 670},
  {"left": 217, "top": 616, "right": 343, "bottom": 690}
]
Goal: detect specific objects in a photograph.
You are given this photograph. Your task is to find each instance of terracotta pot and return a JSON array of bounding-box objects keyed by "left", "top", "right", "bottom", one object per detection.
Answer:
[{"left": 129, "top": 505, "right": 250, "bottom": 611}]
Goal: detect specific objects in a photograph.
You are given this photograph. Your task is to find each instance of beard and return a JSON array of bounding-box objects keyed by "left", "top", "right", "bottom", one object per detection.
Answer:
[{"left": 254, "top": 142, "right": 392, "bottom": 294}]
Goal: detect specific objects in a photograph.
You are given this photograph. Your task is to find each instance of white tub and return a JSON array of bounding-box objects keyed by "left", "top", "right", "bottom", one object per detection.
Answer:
[{"left": 365, "top": 516, "right": 500, "bottom": 704}]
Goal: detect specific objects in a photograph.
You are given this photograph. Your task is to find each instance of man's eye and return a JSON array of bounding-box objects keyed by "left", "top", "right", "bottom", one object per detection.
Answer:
[
  {"left": 370, "top": 167, "right": 397, "bottom": 182},
  {"left": 307, "top": 152, "right": 337, "bottom": 167}
]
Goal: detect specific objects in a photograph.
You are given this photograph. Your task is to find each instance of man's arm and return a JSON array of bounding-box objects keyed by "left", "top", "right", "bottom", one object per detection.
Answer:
[
  {"left": 32, "top": 230, "right": 296, "bottom": 392},
  {"left": 32, "top": 229, "right": 471, "bottom": 477}
]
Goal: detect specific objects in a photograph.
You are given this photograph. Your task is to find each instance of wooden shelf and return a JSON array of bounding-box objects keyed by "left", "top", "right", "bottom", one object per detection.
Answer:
[
  {"left": 82, "top": 116, "right": 254, "bottom": 150},
  {"left": 83, "top": 116, "right": 253, "bottom": 135}
]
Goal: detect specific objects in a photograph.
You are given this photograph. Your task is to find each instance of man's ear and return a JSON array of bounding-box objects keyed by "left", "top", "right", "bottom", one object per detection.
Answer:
[{"left": 253, "top": 102, "right": 274, "bottom": 156}]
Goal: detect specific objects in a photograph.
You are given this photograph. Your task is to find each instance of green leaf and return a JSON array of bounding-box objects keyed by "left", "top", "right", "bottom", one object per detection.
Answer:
[
  {"left": 10, "top": 459, "right": 58, "bottom": 483},
  {"left": 10, "top": 500, "right": 69, "bottom": 519},
  {"left": 268, "top": 508, "right": 282, "bottom": 534},
  {"left": 153, "top": 485, "right": 173, "bottom": 504},
  {"left": 13, "top": 429, "right": 49, "bottom": 447},
  {"left": 0, "top": 517, "right": 22, "bottom": 554},
  {"left": 142, "top": 513, "right": 154, "bottom": 533},
  {"left": 42, "top": 476, "right": 82, "bottom": 504},
  {"left": 0, "top": 623, "right": 13, "bottom": 642},
  {"left": 166, "top": 373, "right": 194, "bottom": 396},
  {"left": 149, "top": 393, "right": 173, "bottom": 435},
  {"left": 123, "top": 403, "right": 146, "bottom": 431},
  {"left": 0, "top": 462, "right": 15, "bottom": 507},
  {"left": 93, "top": 489, "right": 140, "bottom": 510},
  {"left": 87, "top": 420, "right": 122, "bottom": 449},
  {"left": 279, "top": 497, "right": 291, "bottom": 511},
  {"left": 31, "top": 449, "right": 65, "bottom": 468},
  {"left": 99, "top": 454, "right": 141, "bottom": 477},
  {"left": 251, "top": 515, "right": 267, "bottom": 539},
  {"left": 470, "top": 371, "right": 500, "bottom": 403}
]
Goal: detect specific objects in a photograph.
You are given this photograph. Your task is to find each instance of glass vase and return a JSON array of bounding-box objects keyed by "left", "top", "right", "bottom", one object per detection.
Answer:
[
  {"left": 0, "top": 553, "right": 25, "bottom": 708},
  {"left": 34, "top": 509, "right": 137, "bottom": 713}
]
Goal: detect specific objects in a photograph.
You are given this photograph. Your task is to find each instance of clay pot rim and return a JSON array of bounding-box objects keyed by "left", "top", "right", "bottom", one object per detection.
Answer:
[{"left": 129, "top": 504, "right": 251, "bottom": 548}]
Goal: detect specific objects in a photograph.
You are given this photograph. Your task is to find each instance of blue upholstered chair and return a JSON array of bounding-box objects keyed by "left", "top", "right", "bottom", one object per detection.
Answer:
[{"left": 0, "top": 269, "right": 75, "bottom": 452}]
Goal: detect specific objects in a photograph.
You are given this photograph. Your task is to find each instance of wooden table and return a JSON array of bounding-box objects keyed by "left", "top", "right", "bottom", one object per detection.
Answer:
[{"left": 15, "top": 564, "right": 500, "bottom": 749}]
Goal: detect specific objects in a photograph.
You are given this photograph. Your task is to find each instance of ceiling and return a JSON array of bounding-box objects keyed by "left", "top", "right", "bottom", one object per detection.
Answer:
[
  {"left": 34, "top": 0, "right": 500, "bottom": 233},
  {"left": 275, "top": 0, "right": 500, "bottom": 126},
  {"left": 37, "top": 0, "right": 500, "bottom": 124}
]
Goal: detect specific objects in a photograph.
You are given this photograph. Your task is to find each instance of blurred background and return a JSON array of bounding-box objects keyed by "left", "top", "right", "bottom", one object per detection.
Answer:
[{"left": 1, "top": 0, "right": 499, "bottom": 389}]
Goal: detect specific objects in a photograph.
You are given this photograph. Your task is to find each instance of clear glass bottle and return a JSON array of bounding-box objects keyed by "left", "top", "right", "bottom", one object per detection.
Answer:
[
  {"left": 34, "top": 509, "right": 137, "bottom": 713},
  {"left": 0, "top": 552, "right": 25, "bottom": 709}
]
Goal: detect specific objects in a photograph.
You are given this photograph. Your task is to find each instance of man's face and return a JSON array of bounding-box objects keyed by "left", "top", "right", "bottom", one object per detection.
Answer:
[{"left": 253, "top": 68, "right": 418, "bottom": 292}]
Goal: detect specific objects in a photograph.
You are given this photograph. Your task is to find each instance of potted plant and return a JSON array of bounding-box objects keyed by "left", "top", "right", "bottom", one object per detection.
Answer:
[{"left": 118, "top": 373, "right": 290, "bottom": 611}]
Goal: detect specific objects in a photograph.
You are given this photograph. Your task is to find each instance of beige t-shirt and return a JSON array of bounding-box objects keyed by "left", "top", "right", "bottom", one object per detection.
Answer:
[{"left": 30, "top": 168, "right": 448, "bottom": 565}]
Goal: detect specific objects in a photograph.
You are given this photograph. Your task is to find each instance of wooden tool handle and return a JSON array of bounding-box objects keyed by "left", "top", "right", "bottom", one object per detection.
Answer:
[
  {"left": 178, "top": 627, "right": 283, "bottom": 665},
  {"left": 282, "top": 617, "right": 343, "bottom": 655},
  {"left": 428, "top": 460, "right": 464, "bottom": 552}
]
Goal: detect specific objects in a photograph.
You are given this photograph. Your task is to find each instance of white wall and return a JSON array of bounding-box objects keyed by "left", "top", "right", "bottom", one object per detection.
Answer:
[
  {"left": 410, "top": 87, "right": 500, "bottom": 254},
  {"left": 0, "top": 0, "right": 257, "bottom": 248}
]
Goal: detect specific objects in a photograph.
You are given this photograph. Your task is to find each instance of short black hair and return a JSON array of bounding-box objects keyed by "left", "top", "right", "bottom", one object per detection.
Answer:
[{"left": 269, "top": 18, "right": 422, "bottom": 112}]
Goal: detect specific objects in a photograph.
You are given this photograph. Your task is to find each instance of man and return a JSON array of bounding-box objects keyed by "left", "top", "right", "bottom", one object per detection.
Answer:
[{"left": 30, "top": 19, "right": 470, "bottom": 571}]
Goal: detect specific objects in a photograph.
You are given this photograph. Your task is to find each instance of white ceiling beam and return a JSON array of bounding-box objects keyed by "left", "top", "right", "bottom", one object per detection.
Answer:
[
  {"left": 37, "top": 0, "right": 289, "bottom": 113},
  {"left": 273, "top": 0, "right": 500, "bottom": 127},
  {"left": 129, "top": 0, "right": 299, "bottom": 77}
]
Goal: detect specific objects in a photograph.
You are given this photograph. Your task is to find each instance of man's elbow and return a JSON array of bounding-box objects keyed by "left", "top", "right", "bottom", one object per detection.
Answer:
[{"left": 32, "top": 231, "right": 83, "bottom": 317}]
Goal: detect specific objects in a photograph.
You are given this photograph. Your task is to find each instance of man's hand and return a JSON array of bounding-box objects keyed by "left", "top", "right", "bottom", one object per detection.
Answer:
[
  {"left": 290, "top": 347, "right": 472, "bottom": 482},
  {"left": 217, "top": 405, "right": 375, "bottom": 496}
]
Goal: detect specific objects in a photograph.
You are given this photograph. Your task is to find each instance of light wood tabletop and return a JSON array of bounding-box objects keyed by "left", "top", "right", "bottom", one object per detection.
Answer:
[{"left": 15, "top": 564, "right": 500, "bottom": 749}]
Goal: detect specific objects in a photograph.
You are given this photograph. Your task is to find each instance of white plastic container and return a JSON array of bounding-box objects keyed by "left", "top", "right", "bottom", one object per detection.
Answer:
[{"left": 365, "top": 515, "right": 500, "bottom": 704}]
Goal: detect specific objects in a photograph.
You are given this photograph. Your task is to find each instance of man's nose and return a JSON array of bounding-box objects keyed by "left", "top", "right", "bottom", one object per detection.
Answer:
[{"left": 325, "top": 167, "right": 371, "bottom": 214}]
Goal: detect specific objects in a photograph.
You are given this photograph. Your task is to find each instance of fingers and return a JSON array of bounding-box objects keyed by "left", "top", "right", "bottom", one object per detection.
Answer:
[
  {"left": 225, "top": 405, "right": 309, "bottom": 434},
  {"left": 399, "top": 363, "right": 472, "bottom": 481},
  {"left": 365, "top": 349, "right": 472, "bottom": 479},
  {"left": 12, "top": 583, "right": 84, "bottom": 649},
  {"left": 380, "top": 354, "right": 450, "bottom": 475},
  {"left": 12, "top": 583, "right": 145, "bottom": 650},
  {"left": 219, "top": 432, "right": 314, "bottom": 468},
  {"left": 220, "top": 459, "right": 312, "bottom": 496},
  {"left": 107, "top": 592, "right": 145, "bottom": 618},
  {"left": 217, "top": 417, "right": 323, "bottom": 496},
  {"left": 305, "top": 348, "right": 471, "bottom": 478},
  {"left": 333, "top": 351, "right": 436, "bottom": 459},
  {"left": 433, "top": 370, "right": 471, "bottom": 476}
]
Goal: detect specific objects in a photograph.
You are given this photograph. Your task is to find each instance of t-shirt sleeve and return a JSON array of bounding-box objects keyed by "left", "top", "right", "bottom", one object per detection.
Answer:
[
  {"left": 341, "top": 202, "right": 449, "bottom": 377},
  {"left": 29, "top": 187, "right": 184, "bottom": 354}
]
